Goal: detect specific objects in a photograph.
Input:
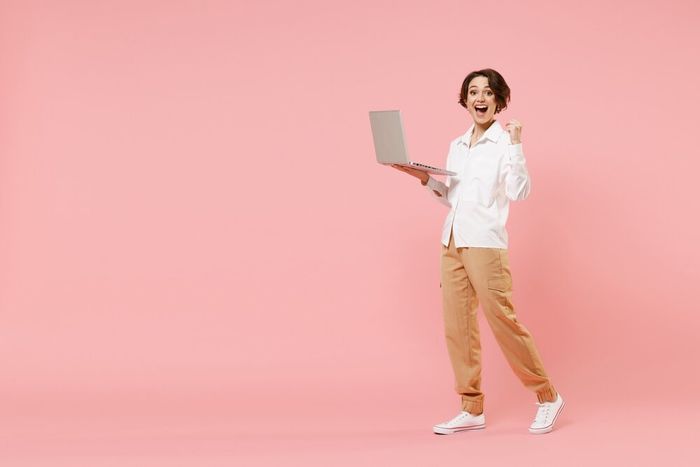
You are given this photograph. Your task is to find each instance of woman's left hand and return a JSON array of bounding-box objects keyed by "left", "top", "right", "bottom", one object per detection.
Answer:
[{"left": 505, "top": 119, "right": 522, "bottom": 144}]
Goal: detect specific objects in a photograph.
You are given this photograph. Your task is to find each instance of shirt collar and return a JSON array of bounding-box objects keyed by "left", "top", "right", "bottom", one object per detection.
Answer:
[{"left": 458, "top": 120, "right": 504, "bottom": 146}]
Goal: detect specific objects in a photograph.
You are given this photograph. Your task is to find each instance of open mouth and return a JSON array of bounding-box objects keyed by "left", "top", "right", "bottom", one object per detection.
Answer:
[{"left": 475, "top": 105, "right": 488, "bottom": 116}]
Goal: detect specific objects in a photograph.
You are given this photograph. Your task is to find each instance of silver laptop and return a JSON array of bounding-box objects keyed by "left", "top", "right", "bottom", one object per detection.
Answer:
[{"left": 369, "top": 110, "right": 456, "bottom": 176}]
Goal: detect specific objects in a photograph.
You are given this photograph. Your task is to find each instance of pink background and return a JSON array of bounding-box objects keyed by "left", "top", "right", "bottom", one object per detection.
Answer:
[{"left": 1, "top": 0, "right": 699, "bottom": 465}]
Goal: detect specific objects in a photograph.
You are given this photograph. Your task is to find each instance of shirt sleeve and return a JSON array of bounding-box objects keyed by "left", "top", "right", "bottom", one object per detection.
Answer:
[
  {"left": 504, "top": 143, "right": 531, "bottom": 201},
  {"left": 424, "top": 175, "right": 451, "bottom": 207}
]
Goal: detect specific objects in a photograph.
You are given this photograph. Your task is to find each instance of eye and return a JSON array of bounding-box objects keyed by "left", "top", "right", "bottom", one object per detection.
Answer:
[{"left": 487, "top": 91, "right": 493, "bottom": 96}]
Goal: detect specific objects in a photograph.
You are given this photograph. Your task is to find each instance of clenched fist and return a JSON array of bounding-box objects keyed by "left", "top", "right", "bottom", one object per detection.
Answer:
[{"left": 505, "top": 119, "right": 522, "bottom": 145}]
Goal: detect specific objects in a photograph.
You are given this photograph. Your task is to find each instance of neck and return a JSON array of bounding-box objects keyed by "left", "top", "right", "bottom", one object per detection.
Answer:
[{"left": 472, "top": 119, "right": 496, "bottom": 139}]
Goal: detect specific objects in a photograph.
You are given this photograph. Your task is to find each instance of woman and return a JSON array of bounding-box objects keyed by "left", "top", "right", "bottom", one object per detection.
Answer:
[{"left": 392, "top": 69, "right": 564, "bottom": 435}]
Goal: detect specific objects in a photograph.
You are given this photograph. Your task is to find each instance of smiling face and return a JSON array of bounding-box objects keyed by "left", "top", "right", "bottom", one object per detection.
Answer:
[{"left": 465, "top": 75, "right": 497, "bottom": 124}]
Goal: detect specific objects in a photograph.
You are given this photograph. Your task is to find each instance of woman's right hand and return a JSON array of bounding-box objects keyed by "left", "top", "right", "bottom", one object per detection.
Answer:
[{"left": 390, "top": 164, "right": 430, "bottom": 185}]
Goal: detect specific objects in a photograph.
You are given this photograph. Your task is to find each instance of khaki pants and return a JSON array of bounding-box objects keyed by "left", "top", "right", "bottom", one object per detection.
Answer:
[{"left": 440, "top": 228, "right": 557, "bottom": 415}]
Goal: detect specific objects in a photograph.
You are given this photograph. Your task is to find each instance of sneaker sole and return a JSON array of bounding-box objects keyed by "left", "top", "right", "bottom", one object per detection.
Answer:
[
  {"left": 528, "top": 399, "right": 565, "bottom": 434},
  {"left": 433, "top": 424, "right": 486, "bottom": 435}
]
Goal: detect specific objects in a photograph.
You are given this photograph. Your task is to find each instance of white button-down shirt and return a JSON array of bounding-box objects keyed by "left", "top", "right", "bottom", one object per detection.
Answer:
[{"left": 425, "top": 120, "right": 531, "bottom": 249}]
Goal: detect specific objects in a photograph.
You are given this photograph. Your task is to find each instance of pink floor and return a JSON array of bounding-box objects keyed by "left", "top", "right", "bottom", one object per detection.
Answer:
[{"left": 2, "top": 396, "right": 697, "bottom": 466}]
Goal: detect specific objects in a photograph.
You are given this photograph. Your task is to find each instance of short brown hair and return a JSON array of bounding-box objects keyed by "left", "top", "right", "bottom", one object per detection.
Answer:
[{"left": 458, "top": 68, "right": 511, "bottom": 113}]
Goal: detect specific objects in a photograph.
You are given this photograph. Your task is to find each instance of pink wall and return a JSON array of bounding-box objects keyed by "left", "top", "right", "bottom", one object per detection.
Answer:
[{"left": 1, "top": 0, "right": 699, "bottom": 451}]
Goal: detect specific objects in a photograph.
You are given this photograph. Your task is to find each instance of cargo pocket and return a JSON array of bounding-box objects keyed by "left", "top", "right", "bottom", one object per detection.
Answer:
[
  {"left": 488, "top": 276, "right": 511, "bottom": 305},
  {"left": 487, "top": 276, "right": 515, "bottom": 320},
  {"left": 487, "top": 277, "right": 510, "bottom": 292}
]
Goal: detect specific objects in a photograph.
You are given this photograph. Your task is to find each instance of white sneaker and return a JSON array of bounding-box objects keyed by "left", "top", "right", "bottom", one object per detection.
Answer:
[
  {"left": 529, "top": 393, "right": 565, "bottom": 434},
  {"left": 433, "top": 410, "right": 486, "bottom": 434}
]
